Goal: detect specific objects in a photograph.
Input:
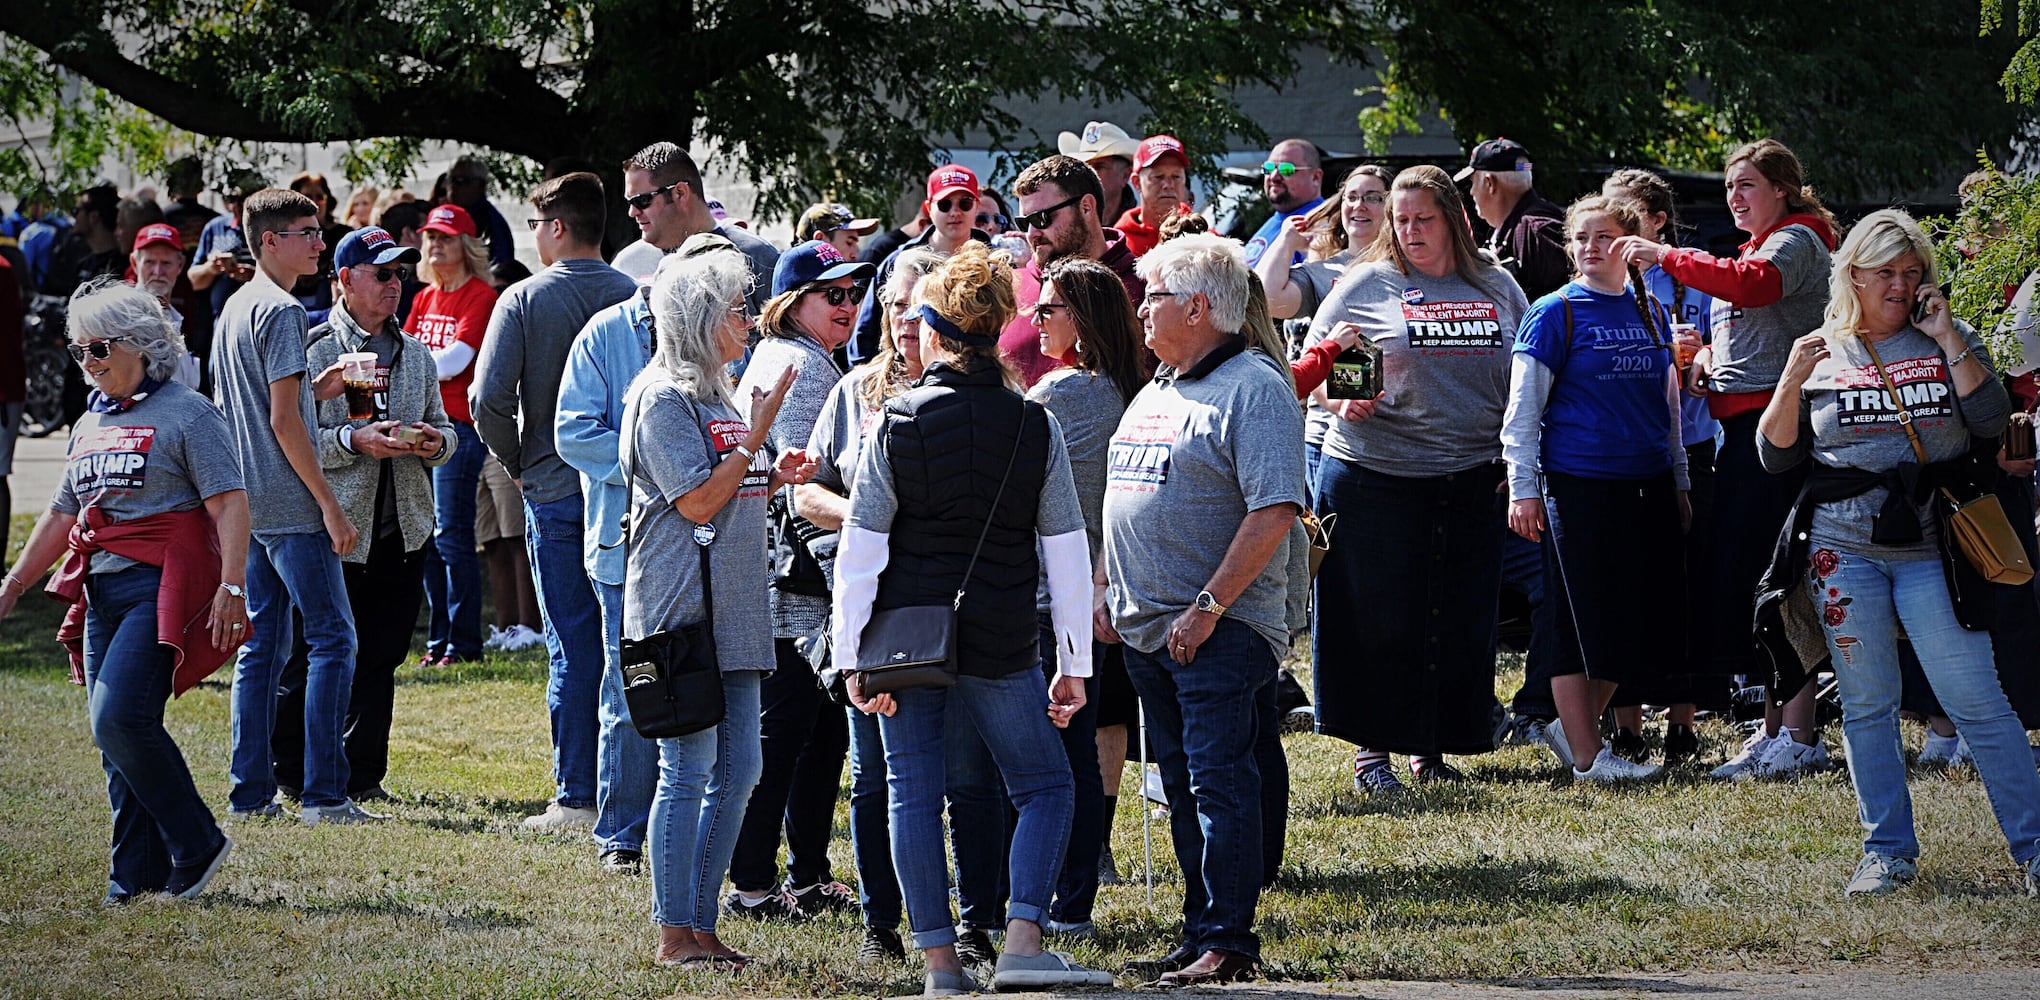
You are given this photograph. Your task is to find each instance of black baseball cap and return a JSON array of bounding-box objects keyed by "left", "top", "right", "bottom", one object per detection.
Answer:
[{"left": 1454, "top": 138, "right": 1532, "bottom": 182}]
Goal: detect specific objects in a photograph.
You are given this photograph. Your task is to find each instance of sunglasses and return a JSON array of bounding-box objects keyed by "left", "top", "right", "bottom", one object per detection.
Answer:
[
  {"left": 805, "top": 285, "right": 856, "bottom": 307},
  {"left": 365, "top": 266, "right": 413, "bottom": 284},
  {"left": 67, "top": 338, "right": 128, "bottom": 364},
  {"left": 1032, "top": 302, "right": 1067, "bottom": 320},
  {"left": 625, "top": 182, "right": 680, "bottom": 212},
  {"left": 935, "top": 194, "right": 976, "bottom": 214},
  {"left": 1262, "top": 161, "right": 1300, "bottom": 177},
  {"left": 1016, "top": 194, "right": 1083, "bottom": 231}
]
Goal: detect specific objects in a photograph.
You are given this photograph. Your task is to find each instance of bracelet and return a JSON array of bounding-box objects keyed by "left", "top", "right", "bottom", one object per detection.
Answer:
[
  {"left": 733, "top": 444, "right": 756, "bottom": 462},
  {"left": 1948, "top": 347, "right": 1973, "bottom": 368},
  {"left": 1, "top": 573, "right": 24, "bottom": 597}
]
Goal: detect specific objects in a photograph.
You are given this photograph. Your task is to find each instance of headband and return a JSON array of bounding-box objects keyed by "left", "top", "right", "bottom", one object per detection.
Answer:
[{"left": 906, "top": 303, "right": 997, "bottom": 346}]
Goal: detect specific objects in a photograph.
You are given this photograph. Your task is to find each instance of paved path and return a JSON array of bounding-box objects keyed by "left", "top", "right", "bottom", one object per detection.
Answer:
[{"left": 8, "top": 428, "right": 67, "bottom": 517}]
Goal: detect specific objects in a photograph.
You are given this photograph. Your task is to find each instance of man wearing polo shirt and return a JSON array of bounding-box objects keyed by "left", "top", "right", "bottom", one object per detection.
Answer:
[
  {"left": 795, "top": 202, "right": 881, "bottom": 261},
  {"left": 848, "top": 165, "right": 990, "bottom": 364},
  {"left": 1103, "top": 234, "right": 1302, "bottom": 987},
  {"left": 1115, "top": 135, "right": 1193, "bottom": 258},
  {"left": 1242, "top": 139, "right": 1323, "bottom": 268},
  {"left": 1059, "top": 121, "right": 1141, "bottom": 228}
]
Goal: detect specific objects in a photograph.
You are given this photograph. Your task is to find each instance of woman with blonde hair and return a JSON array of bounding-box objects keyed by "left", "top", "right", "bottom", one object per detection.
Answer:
[
  {"left": 1307, "top": 164, "right": 1529, "bottom": 794},
  {"left": 1754, "top": 209, "right": 2040, "bottom": 897},
  {"left": 407, "top": 204, "right": 498, "bottom": 666},
  {"left": 343, "top": 186, "right": 379, "bottom": 229},
  {"left": 837, "top": 240, "right": 1108, "bottom": 994}
]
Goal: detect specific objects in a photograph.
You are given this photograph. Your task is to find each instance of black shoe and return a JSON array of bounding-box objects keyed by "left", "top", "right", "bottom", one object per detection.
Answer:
[
  {"left": 163, "top": 835, "right": 233, "bottom": 899},
  {"left": 1610, "top": 727, "right": 1648, "bottom": 763},
  {"left": 787, "top": 879, "right": 858, "bottom": 917},
  {"left": 275, "top": 784, "right": 302, "bottom": 803},
  {"left": 1663, "top": 724, "right": 1700, "bottom": 767},
  {"left": 1125, "top": 943, "right": 1198, "bottom": 982},
  {"left": 598, "top": 849, "right": 642, "bottom": 874},
  {"left": 1410, "top": 757, "right": 1467, "bottom": 783},
  {"left": 724, "top": 888, "right": 808, "bottom": 921},
  {"left": 1097, "top": 841, "right": 1123, "bottom": 886},
  {"left": 954, "top": 925, "right": 997, "bottom": 966},
  {"left": 352, "top": 785, "right": 392, "bottom": 802},
  {"left": 857, "top": 924, "right": 907, "bottom": 963}
]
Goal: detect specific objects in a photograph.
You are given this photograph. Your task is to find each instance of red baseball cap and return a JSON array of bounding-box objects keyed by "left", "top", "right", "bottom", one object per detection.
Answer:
[
  {"left": 1134, "top": 135, "right": 1188, "bottom": 173},
  {"left": 131, "top": 223, "right": 182, "bottom": 253},
  {"left": 420, "top": 203, "right": 478, "bottom": 238},
  {"left": 926, "top": 165, "right": 980, "bottom": 203}
]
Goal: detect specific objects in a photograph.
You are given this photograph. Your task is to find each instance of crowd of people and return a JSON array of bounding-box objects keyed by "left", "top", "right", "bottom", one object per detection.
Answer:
[{"left": 2, "top": 122, "right": 2039, "bottom": 993}]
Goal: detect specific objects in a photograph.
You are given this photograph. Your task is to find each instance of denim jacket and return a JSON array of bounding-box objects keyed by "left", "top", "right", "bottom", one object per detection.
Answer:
[
  {"left": 307, "top": 301, "right": 457, "bottom": 564},
  {"left": 555, "top": 288, "right": 655, "bottom": 587}
]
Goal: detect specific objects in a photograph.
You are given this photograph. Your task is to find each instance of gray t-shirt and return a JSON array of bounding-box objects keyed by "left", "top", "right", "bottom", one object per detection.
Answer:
[
  {"left": 1312, "top": 260, "right": 1529, "bottom": 476},
  {"left": 1759, "top": 324, "right": 2009, "bottom": 559},
  {"left": 736, "top": 333, "right": 844, "bottom": 637},
  {"left": 54, "top": 381, "right": 246, "bottom": 574},
  {"left": 1706, "top": 223, "right": 1832, "bottom": 395},
  {"left": 1028, "top": 367, "right": 1127, "bottom": 611},
  {"left": 212, "top": 272, "right": 323, "bottom": 535},
  {"left": 1101, "top": 343, "right": 1307, "bottom": 656},
  {"left": 619, "top": 379, "right": 774, "bottom": 673}
]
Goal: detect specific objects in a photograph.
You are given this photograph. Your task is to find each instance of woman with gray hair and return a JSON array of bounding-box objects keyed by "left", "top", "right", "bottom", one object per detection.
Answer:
[
  {"left": 0, "top": 277, "right": 251, "bottom": 904},
  {"left": 620, "top": 251, "right": 815, "bottom": 968}
]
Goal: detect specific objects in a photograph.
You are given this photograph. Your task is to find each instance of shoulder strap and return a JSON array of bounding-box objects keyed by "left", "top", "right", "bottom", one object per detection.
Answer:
[
  {"left": 954, "top": 397, "right": 1028, "bottom": 611},
  {"left": 1860, "top": 336, "right": 1933, "bottom": 468},
  {"left": 1556, "top": 293, "right": 1574, "bottom": 373},
  {"left": 623, "top": 392, "right": 719, "bottom": 633}
]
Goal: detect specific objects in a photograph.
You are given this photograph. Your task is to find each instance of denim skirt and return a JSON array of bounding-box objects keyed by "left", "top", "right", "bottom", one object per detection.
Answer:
[{"left": 1312, "top": 457, "right": 1505, "bottom": 756}]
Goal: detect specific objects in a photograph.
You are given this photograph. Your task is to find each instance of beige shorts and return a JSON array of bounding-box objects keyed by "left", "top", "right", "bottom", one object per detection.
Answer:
[{"left": 475, "top": 455, "right": 526, "bottom": 546}]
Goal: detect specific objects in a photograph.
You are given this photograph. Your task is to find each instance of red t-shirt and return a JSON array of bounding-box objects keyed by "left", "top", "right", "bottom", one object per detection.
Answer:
[{"left": 407, "top": 277, "right": 498, "bottom": 423}]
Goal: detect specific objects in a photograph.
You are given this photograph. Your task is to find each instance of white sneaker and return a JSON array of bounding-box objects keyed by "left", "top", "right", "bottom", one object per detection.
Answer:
[
  {"left": 522, "top": 802, "right": 598, "bottom": 830},
  {"left": 1746, "top": 729, "right": 1828, "bottom": 780},
  {"left": 302, "top": 799, "right": 387, "bottom": 826},
  {"left": 1918, "top": 731, "right": 1972, "bottom": 768},
  {"left": 1573, "top": 746, "right": 1666, "bottom": 784},
  {"left": 1710, "top": 728, "right": 1779, "bottom": 781},
  {"left": 483, "top": 625, "right": 508, "bottom": 651},
  {"left": 499, "top": 624, "right": 544, "bottom": 651},
  {"left": 1540, "top": 716, "right": 1576, "bottom": 771},
  {"left": 1843, "top": 852, "right": 1917, "bottom": 897}
]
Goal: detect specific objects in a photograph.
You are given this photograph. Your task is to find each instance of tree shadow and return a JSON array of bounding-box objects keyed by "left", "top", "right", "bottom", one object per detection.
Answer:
[
  {"left": 199, "top": 889, "right": 530, "bottom": 930},
  {"left": 1270, "top": 856, "right": 1661, "bottom": 915},
  {"left": 1294, "top": 783, "right": 1497, "bottom": 819}
]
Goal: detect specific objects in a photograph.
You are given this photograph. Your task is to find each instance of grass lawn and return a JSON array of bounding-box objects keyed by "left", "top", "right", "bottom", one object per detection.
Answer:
[{"left": 4, "top": 513, "right": 2039, "bottom": 997}]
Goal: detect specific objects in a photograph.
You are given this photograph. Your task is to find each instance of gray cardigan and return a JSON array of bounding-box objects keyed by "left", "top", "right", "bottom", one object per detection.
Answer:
[{"left": 308, "top": 301, "right": 457, "bottom": 563}]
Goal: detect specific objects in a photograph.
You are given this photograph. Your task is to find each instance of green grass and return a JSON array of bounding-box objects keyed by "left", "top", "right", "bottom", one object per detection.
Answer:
[{"left": 5, "top": 513, "right": 2040, "bottom": 997}]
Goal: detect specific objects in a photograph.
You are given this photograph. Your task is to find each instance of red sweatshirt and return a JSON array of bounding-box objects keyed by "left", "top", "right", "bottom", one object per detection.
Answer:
[{"left": 47, "top": 506, "right": 234, "bottom": 697}]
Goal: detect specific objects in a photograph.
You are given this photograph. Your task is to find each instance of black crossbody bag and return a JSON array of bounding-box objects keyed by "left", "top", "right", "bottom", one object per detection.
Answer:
[
  {"left": 620, "top": 399, "right": 728, "bottom": 739},
  {"left": 855, "top": 400, "right": 1026, "bottom": 694}
]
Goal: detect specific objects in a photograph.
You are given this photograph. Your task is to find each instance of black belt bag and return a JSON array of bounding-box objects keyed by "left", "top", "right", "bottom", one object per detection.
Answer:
[{"left": 621, "top": 404, "right": 731, "bottom": 738}]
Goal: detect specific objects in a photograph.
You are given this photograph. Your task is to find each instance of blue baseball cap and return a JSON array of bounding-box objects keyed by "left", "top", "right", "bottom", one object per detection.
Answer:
[
  {"left": 334, "top": 226, "right": 421, "bottom": 270},
  {"left": 772, "top": 239, "right": 874, "bottom": 297}
]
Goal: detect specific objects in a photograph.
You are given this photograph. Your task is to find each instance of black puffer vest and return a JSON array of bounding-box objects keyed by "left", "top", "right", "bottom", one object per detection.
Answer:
[{"left": 874, "top": 360, "right": 1051, "bottom": 678}]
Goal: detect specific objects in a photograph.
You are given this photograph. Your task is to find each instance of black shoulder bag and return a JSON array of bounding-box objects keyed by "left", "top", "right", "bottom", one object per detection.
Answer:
[
  {"left": 855, "top": 399, "right": 1027, "bottom": 694},
  {"left": 620, "top": 397, "right": 729, "bottom": 739}
]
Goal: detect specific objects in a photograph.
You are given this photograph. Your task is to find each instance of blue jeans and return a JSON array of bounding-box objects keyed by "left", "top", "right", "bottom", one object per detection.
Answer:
[
  {"left": 1123, "top": 618, "right": 1274, "bottom": 959},
  {"left": 1813, "top": 547, "right": 2040, "bottom": 864},
  {"left": 943, "top": 689, "right": 1013, "bottom": 929},
  {"left": 84, "top": 566, "right": 226, "bottom": 898},
  {"left": 1039, "top": 621, "right": 1104, "bottom": 924},
  {"left": 880, "top": 669, "right": 1074, "bottom": 951},
  {"left": 230, "top": 530, "right": 358, "bottom": 810},
  {"left": 649, "top": 670, "right": 764, "bottom": 929},
  {"left": 847, "top": 704, "right": 904, "bottom": 929},
  {"left": 526, "top": 492, "right": 604, "bottom": 808},
  {"left": 595, "top": 579, "right": 659, "bottom": 853},
  {"left": 424, "top": 421, "right": 484, "bottom": 660}
]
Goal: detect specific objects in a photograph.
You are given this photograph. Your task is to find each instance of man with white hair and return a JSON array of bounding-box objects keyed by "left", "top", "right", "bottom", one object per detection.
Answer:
[
  {"left": 1457, "top": 138, "right": 1568, "bottom": 300},
  {"left": 128, "top": 223, "right": 206, "bottom": 386},
  {"left": 1102, "top": 234, "right": 1303, "bottom": 987}
]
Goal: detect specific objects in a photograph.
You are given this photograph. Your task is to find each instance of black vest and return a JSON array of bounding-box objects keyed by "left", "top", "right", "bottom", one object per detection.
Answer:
[{"left": 874, "top": 361, "right": 1051, "bottom": 678}]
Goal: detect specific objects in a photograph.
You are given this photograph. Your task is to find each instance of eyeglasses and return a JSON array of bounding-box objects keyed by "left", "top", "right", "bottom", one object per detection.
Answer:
[
  {"left": 1016, "top": 194, "right": 1084, "bottom": 231},
  {"left": 1353, "top": 192, "right": 1387, "bottom": 206},
  {"left": 1262, "top": 162, "right": 1299, "bottom": 177},
  {"left": 526, "top": 217, "right": 557, "bottom": 231},
  {"left": 367, "top": 266, "right": 413, "bottom": 284},
  {"left": 67, "top": 338, "right": 127, "bottom": 364},
  {"left": 1142, "top": 290, "right": 1186, "bottom": 307},
  {"left": 1032, "top": 303, "right": 1067, "bottom": 320},
  {"left": 805, "top": 285, "right": 855, "bottom": 307},
  {"left": 273, "top": 227, "right": 326, "bottom": 243},
  {"left": 726, "top": 302, "right": 751, "bottom": 320},
  {"left": 625, "top": 183, "right": 680, "bottom": 212}
]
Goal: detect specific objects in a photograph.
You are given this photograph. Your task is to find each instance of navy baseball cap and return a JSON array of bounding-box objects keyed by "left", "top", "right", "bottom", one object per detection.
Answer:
[
  {"left": 772, "top": 239, "right": 874, "bottom": 297},
  {"left": 1454, "top": 138, "right": 1532, "bottom": 182},
  {"left": 334, "top": 226, "right": 421, "bottom": 270}
]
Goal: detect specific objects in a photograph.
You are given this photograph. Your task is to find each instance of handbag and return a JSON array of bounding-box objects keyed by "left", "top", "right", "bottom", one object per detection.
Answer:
[
  {"left": 1863, "top": 338, "right": 2035, "bottom": 586},
  {"left": 855, "top": 399, "right": 1028, "bottom": 695},
  {"left": 770, "top": 497, "right": 830, "bottom": 597},
  {"left": 619, "top": 400, "right": 730, "bottom": 739},
  {"left": 1301, "top": 509, "right": 1337, "bottom": 582}
]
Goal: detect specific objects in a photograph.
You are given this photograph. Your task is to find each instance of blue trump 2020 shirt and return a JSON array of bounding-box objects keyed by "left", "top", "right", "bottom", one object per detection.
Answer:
[{"left": 1514, "top": 281, "right": 1680, "bottom": 481}]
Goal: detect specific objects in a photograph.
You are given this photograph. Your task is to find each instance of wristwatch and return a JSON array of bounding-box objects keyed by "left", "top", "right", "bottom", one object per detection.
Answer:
[
  {"left": 1195, "top": 590, "right": 1228, "bottom": 616},
  {"left": 219, "top": 582, "right": 247, "bottom": 600}
]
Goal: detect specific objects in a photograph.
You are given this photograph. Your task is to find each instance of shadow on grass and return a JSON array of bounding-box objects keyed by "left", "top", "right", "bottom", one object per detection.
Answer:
[
  {"left": 1271, "top": 856, "right": 1659, "bottom": 914},
  {"left": 394, "top": 790, "right": 553, "bottom": 832},
  {"left": 396, "top": 657, "right": 547, "bottom": 686},
  {"left": 1295, "top": 784, "right": 1497, "bottom": 819},
  {"left": 203, "top": 888, "right": 530, "bottom": 930}
]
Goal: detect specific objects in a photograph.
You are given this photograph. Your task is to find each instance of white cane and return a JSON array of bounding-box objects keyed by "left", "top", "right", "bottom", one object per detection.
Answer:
[{"left": 1137, "top": 699, "right": 1154, "bottom": 906}]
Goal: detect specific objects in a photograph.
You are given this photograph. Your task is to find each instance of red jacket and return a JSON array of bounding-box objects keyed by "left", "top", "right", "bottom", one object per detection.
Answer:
[
  {"left": 46, "top": 506, "right": 234, "bottom": 697},
  {"left": 1289, "top": 338, "right": 1345, "bottom": 399}
]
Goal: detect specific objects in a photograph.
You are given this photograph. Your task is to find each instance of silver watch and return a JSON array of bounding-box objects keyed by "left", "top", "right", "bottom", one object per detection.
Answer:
[
  {"left": 1195, "top": 590, "right": 1228, "bottom": 616},
  {"left": 219, "top": 582, "right": 247, "bottom": 599}
]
